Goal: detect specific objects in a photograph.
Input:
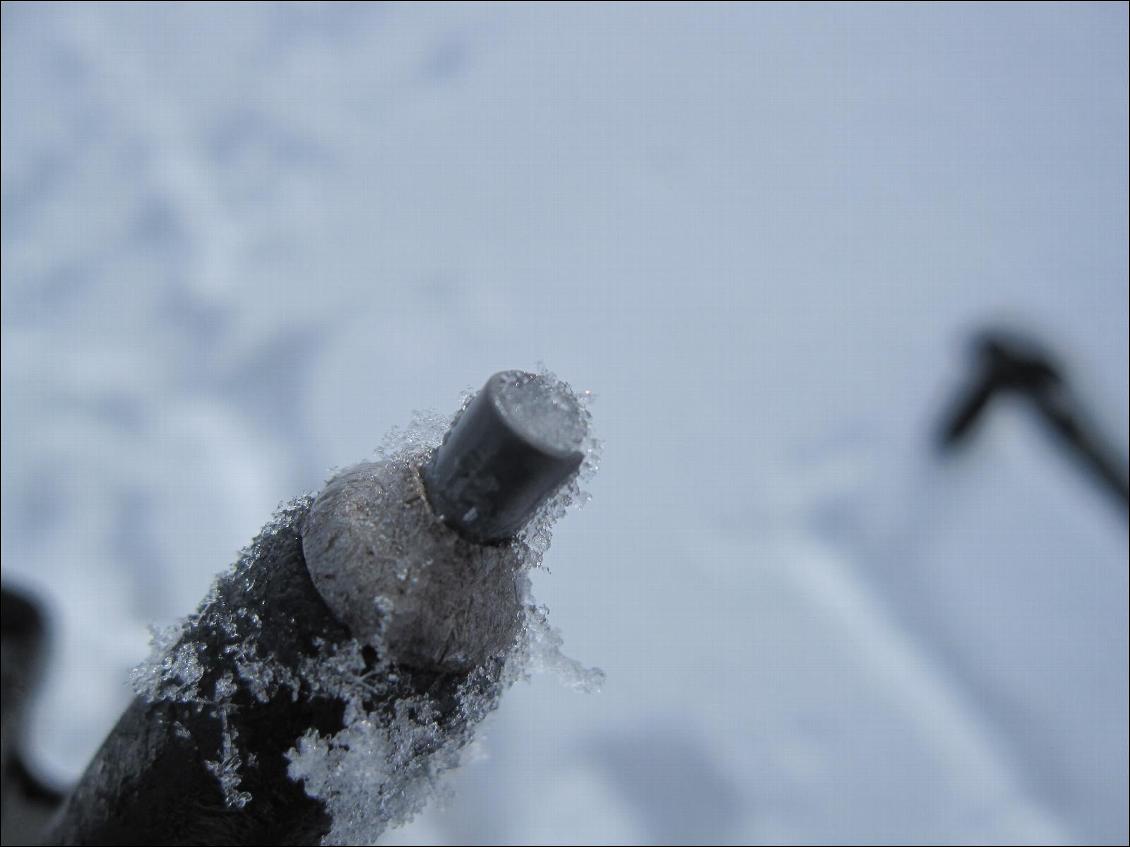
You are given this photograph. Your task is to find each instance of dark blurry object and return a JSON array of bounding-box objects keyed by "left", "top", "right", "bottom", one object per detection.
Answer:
[
  {"left": 1, "top": 587, "right": 65, "bottom": 846},
  {"left": 939, "top": 328, "right": 1129, "bottom": 514}
]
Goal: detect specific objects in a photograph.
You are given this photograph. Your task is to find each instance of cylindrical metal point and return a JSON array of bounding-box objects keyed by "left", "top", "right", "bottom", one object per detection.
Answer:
[{"left": 421, "top": 371, "right": 586, "bottom": 543}]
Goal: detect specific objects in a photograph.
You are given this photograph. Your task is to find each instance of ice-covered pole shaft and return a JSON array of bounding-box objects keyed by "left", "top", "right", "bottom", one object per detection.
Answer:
[{"left": 47, "top": 371, "right": 590, "bottom": 846}]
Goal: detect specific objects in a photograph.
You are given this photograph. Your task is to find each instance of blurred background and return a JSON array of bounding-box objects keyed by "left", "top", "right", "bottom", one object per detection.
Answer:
[{"left": 2, "top": 2, "right": 1127, "bottom": 844}]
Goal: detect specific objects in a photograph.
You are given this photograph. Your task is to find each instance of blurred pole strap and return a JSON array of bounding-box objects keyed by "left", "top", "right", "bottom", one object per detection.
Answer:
[{"left": 1, "top": 587, "right": 66, "bottom": 845}]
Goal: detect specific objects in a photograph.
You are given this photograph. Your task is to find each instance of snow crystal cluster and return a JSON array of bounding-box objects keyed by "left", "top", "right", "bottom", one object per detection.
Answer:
[{"left": 129, "top": 370, "right": 601, "bottom": 844}]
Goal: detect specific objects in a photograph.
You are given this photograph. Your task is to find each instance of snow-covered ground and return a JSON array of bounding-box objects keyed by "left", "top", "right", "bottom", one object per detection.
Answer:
[{"left": 2, "top": 3, "right": 1127, "bottom": 843}]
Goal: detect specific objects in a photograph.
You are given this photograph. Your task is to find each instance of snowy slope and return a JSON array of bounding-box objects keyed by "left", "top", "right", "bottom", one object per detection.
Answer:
[{"left": 2, "top": 3, "right": 1127, "bottom": 844}]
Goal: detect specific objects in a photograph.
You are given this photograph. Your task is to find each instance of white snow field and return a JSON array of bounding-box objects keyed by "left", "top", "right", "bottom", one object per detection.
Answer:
[{"left": 2, "top": 3, "right": 1127, "bottom": 844}]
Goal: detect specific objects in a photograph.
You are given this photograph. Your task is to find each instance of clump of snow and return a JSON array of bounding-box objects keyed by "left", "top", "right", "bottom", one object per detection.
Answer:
[
  {"left": 286, "top": 670, "right": 487, "bottom": 844},
  {"left": 130, "top": 624, "right": 204, "bottom": 704},
  {"left": 512, "top": 367, "right": 601, "bottom": 567},
  {"left": 515, "top": 604, "right": 606, "bottom": 694},
  {"left": 128, "top": 373, "right": 601, "bottom": 844},
  {"left": 204, "top": 673, "right": 255, "bottom": 809}
]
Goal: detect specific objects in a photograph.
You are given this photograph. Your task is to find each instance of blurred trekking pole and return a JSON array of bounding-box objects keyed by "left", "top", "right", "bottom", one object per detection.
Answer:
[
  {"left": 1, "top": 588, "right": 65, "bottom": 845},
  {"left": 33, "top": 370, "right": 591, "bottom": 846},
  {"left": 939, "top": 328, "right": 1129, "bottom": 516}
]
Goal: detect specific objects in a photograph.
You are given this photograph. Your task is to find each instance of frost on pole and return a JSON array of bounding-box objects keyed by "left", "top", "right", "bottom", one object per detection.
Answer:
[{"left": 49, "top": 370, "right": 601, "bottom": 847}]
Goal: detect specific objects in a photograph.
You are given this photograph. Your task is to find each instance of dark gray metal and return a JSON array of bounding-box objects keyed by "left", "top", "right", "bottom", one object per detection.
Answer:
[
  {"left": 421, "top": 371, "right": 585, "bottom": 543},
  {"left": 302, "top": 461, "right": 526, "bottom": 673}
]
